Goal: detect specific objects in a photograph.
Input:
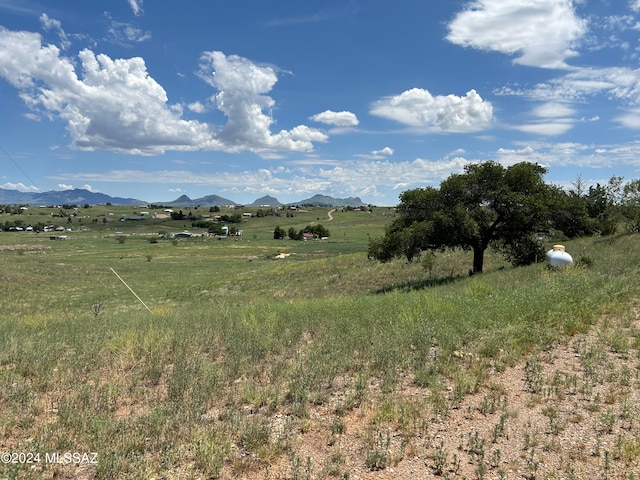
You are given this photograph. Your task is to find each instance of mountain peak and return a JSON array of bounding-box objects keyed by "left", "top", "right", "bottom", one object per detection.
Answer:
[
  {"left": 250, "top": 195, "right": 281, "bottom": 207},
  {"left": 294, "top": 194, "right": 364, "bottom": 207},
  {"left": 0, "top": 187, "right": 143, "bottom": 206}
]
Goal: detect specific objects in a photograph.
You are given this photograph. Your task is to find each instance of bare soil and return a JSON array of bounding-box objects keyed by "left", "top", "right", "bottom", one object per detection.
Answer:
[{"left": 238, "top": 306, "right": 640, "bottom": 480}]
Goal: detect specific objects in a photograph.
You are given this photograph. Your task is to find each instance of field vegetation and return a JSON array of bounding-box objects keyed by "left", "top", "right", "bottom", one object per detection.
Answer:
[{"left": 1, "top": 202, "right": 640, "bottom": 479}]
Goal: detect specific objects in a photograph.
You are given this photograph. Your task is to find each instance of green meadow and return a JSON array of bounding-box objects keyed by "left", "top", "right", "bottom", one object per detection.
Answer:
[{"left": 1, "top": 204, "right": 640, "bottom": 479}]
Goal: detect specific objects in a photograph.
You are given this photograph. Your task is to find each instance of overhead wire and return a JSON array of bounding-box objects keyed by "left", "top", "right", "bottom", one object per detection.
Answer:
[{"left": 0, "top": 145, "right": 38, "bottom": 188}]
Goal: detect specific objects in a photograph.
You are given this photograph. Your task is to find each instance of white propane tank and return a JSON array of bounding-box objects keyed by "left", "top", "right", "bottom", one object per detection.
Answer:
[{"left": 545, "top": 244, "right": 573, "bottom": 268}]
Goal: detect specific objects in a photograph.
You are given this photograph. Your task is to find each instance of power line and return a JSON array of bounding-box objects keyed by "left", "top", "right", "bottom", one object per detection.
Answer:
[{"left": 0, "top": 144, "right": 38, "bottom": 189}]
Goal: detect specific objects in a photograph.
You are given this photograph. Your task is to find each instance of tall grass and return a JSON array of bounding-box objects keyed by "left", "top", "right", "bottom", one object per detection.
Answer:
[{"left": 1, "top": 230, "right": 639, "bottom": 478}]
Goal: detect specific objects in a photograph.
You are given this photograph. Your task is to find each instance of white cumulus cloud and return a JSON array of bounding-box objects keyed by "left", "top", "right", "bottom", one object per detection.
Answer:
[
  {"left": 513, "top": 121, "right": 574, "bottom": 136},
  {"left": 370, "top": 88, "right": 493, "bottom": 132},
  {"left": 105, "top": 13, "right": 151, "bottom": 45},
  {"left": 2, "top": 182, "right": 39, "bottom": 192},
  {"left": 309, "top": 110, "right": 359, "bottom": 127},
  {"left": 0, "top": 28, "right": 327, "bottom": 156},
  {"left": 128, "top": 0, "right": 143, "bottom": 16},
  {"left": 39, "top": 14, "right": 70, "bottom": 50},
  {"left": 187, "top": 101, "right": 207, "bottom": 113},
  {"left": 373, "top": 147, "right": 394, "bottom": 156},
  {"left": 447, "top": 0, "right": 587, "bottom": 69},
  {"left": 355, "top": 146, "right": 395, "bottom": 160},
  {"left": 531, "top": 102, "right": 575, "bottom": 118},
  {"left": 198, "top": 51, "right": 327, "bottom": 153}
]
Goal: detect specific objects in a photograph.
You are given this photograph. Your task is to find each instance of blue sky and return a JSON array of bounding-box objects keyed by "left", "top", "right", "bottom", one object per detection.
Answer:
[{"left": 2, "top": 0, "right": 640, "bottom": 205}]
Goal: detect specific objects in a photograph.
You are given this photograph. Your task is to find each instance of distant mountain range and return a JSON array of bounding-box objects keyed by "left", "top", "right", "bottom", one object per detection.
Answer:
[
  {"left": 164, "top": 194, "right": 236, "bottom": 207},
  {"left": 296, "top": 194, "right": 364, "bottom": 207},
  {"left": 0, "top": 187, "right": 367, "bottom": 207},
  {"left": 162, "top": 192, "right": 364, "bottom": 207},
  {"left": 0, "top": 187, "right": 143, "bottom": 206}
]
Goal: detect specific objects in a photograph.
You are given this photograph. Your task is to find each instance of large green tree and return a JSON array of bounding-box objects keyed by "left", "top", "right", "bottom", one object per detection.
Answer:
[{"left": 368, "top": 161, "right": 551, "bottom": 273}]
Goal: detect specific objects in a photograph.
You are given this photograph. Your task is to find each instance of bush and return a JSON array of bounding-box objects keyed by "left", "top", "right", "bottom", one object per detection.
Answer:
[
  {"left": 497, "top": 235, "right": 545, "bottom": 267},
  {"left": 273, "top": 226, "right": 287, "bottom": 240},
  {"left": 288, "top": 227, "right": 300, "bottom": 240},
  {"left": 576, "top": 255, "right": 594, "bottom": 268}
]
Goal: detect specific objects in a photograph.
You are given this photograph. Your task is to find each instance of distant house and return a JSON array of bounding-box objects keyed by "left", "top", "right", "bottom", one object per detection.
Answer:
[
  {"left": 302, "top": 232, "right": 315, "bottom": 241},
  {"left": 120, "top": 216, "right": 146, "bottom": 221}
]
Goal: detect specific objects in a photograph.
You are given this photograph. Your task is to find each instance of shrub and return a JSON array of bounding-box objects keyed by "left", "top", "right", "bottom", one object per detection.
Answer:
[{"left": 273, "top": 226, "right": 287, "bottom": 239}]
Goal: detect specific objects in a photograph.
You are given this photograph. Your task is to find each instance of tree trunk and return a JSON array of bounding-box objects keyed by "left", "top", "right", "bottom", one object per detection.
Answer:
[{"left": 472, "top": 245, "right": 485, "bottom": 274}]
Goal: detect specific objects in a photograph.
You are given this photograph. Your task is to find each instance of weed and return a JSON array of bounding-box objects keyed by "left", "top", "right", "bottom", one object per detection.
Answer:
[
  {"left": 600, "top": 409, "right": 617, "bottom": 434},
  {"left": 331, "top": 416, "right": 346, "bottom": 435},
  {"left": 490, "top": 448, "right": 502, "bottom": 468},
  {"left": 432, "top": 441, "right": 448, "bottom": 476},
  {"left": 526, "top": 449, "right": 540, "bottom": 480},
  {"left": 90, "top": 301, "right": 105, "bottom": 317},
  {"left": 542, "top": 406, "right": 566, "bottom": 435},
  {"left": 605, "top": 329, "right": 630, "bottom": 355},
  {"left": 475, "top": 462, "right": 488, "bottom": 480},
  {"left": 324, "top": 451, "right": 346, "bottom": 477},
  {"left": 620, "top": 435, "right": 640, "bottom": 465},
  {"left": 290, "top": 454, "right": 313, "bottom": 480},
  {"left": 524, "top": 357, "right": 544, "bottom": 394},
  {"left": 451, "top": 452, "right": 461, "bottom": 475},
  {"left": 364, "top": 429, "right": 391, "bottom": 471},
  {"left": 620, "top": 364, "right": 632, "bottom": 386},
  {"left": 603, "top": 450, "right": 612, "bottom": 478},
  {"left": 193, "top": 431, "right": 229, "bottom": 479},
  {"left": 466, "top": 430, "right": 486, "bottom": 463},
  {"left": 479, "top": 390, "right": 505, "bottom": 415},
  {"left": 491, "top": 413, "right": 508, "bottom": 443},
  {"left": 523, "top": 429, "right": 540, "bottom": 450},
  {"left": 239, "top": 417, "right": 269, "bottom": 453}
]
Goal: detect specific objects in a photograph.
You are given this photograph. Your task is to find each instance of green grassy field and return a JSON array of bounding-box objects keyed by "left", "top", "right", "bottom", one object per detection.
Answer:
[{"left": 1, "top": 205, "right": 640, "bottom": 479}]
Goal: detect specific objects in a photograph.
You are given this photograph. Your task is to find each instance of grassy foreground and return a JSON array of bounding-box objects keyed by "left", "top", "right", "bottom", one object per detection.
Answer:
[{"left": 1, "top": 215, "right": 640, "bottom": 478}]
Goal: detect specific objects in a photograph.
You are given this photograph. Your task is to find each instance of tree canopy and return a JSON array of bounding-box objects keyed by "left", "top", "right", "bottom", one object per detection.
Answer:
[{"left": 368, "top": 161, "right": 551, "bottom": 273}]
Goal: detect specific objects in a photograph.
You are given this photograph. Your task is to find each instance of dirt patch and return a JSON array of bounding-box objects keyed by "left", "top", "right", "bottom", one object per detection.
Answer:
[{"left": 235, "top": 309, "right": 640, "bottom": 479}]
